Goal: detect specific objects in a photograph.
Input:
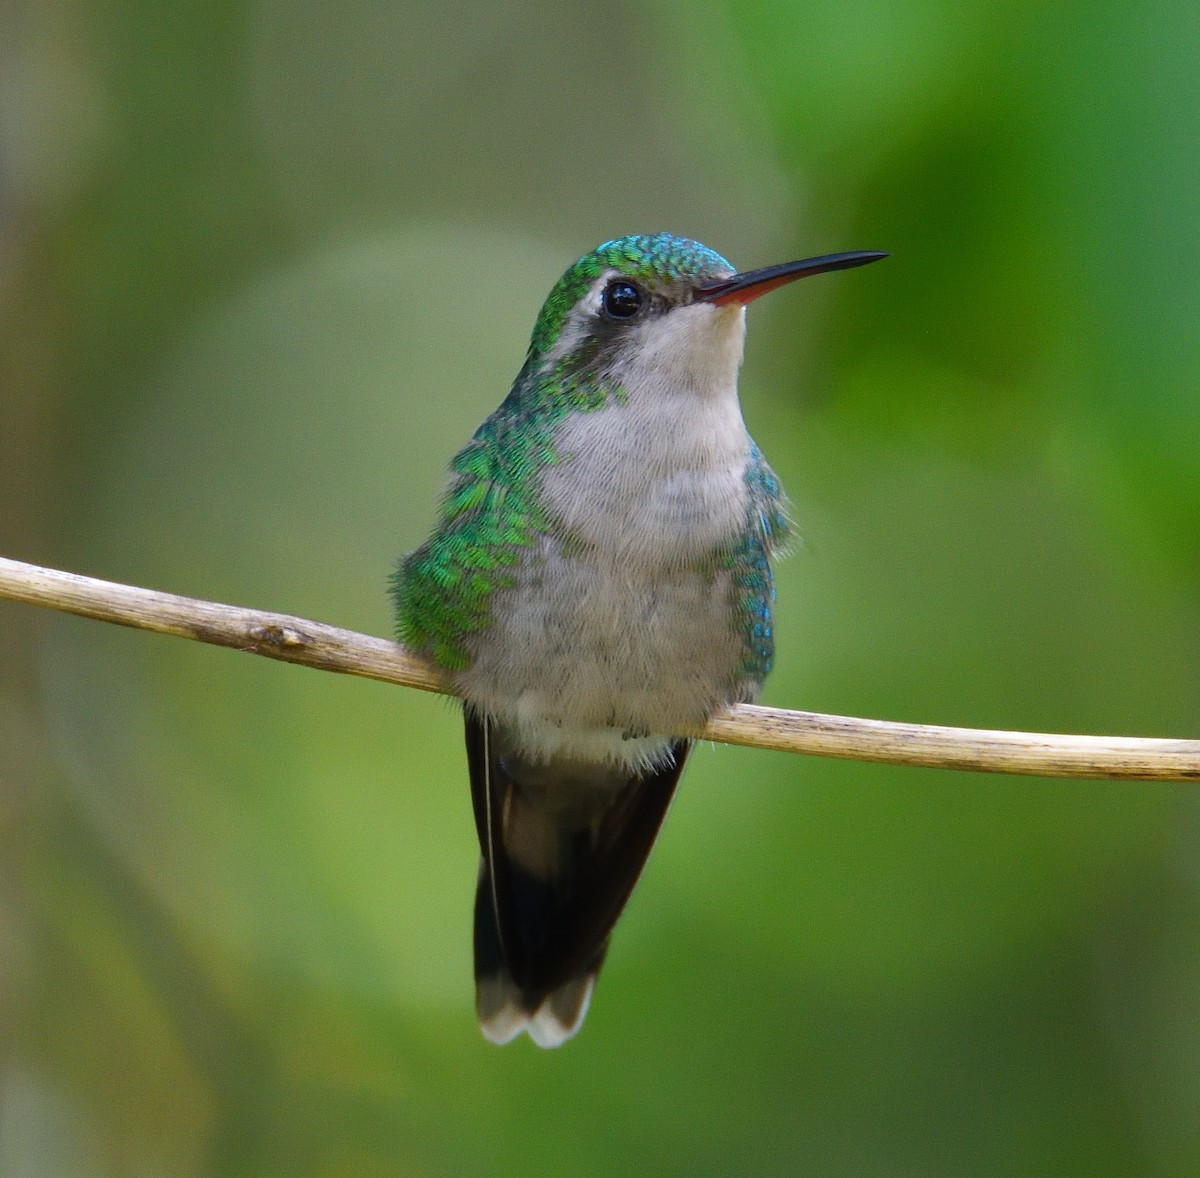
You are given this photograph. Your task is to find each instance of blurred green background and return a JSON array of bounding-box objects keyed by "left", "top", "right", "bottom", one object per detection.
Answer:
[{"left": 2, "top": 0, "right": 1200, "bottom": 1174}]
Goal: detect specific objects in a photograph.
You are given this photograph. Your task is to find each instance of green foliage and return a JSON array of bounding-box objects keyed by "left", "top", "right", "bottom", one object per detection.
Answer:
[{"left": 3, "top": 1, "right": 1200, "bottom": 1175}]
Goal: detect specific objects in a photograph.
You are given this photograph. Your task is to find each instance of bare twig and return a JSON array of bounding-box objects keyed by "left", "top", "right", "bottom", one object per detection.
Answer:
[{"left": 2, "top": 555, "right": 1197, "bottom": 781}]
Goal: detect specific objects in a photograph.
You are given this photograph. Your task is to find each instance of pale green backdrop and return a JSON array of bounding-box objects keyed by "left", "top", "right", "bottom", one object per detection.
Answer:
[{"left": 2, "top": 1, "right": 1199, "bottom": 1174}]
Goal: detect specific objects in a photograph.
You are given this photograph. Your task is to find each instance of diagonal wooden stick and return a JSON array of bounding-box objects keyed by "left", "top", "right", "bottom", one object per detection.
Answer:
[{"left": 2, "top": 555, "right": 1197, "bottom": 781}]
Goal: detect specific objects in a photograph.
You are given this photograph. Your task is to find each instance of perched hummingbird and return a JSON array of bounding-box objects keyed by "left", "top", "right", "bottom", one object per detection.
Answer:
[{"left": 393, "top": 233, "right": 885, "bottom": 1047}]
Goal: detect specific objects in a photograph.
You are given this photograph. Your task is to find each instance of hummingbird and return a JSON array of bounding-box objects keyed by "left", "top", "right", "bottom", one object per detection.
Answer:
[{"left": 392, "top": 233, "right": 885, "bottom": 1047}]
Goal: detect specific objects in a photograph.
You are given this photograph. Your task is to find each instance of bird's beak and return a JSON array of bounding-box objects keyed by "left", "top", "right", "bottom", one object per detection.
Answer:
[{"left": 694, "top": 250, "right": 889, "bottom": 307}]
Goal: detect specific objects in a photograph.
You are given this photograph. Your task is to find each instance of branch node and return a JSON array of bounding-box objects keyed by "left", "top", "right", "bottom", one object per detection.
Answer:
[{"left": 247, "top": 623, "right": 308, "bottom": 650}]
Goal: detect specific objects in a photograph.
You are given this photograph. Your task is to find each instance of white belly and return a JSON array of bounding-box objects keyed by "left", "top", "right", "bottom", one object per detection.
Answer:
[{"left": 456, "top": 378, "right": 756, "bottom": 769}]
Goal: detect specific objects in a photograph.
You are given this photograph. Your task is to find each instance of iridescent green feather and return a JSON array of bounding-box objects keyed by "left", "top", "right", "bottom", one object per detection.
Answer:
[{"left": 391, "top": 380, "right": 551, "bottom": 671}]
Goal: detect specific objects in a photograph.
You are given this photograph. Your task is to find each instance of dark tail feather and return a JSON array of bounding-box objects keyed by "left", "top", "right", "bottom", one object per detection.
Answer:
[
  {"left": 465, "top": 712, "right": 689, "bottom": 1047},
  {"left": 473, "top": 865, "right": 601, "bottom": 1046}
]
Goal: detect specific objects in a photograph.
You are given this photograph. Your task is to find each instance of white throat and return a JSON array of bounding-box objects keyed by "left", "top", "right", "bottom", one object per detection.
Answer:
[
  {"left": 540, "top": 301, "right": 753, "bottom": 566},
  {"left": 619, "top": 300, "right": 746, "bottom": 402}
]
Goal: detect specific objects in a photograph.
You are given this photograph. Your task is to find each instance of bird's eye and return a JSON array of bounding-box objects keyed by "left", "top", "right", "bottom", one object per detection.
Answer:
[{"left": 602, "top": 280, "right": 642, "bottom": 319}]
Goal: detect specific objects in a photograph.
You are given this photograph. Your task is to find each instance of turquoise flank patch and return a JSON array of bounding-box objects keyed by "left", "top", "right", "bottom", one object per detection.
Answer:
[{"left": 728, "top": 445, "right": 790, "bottom": 683}]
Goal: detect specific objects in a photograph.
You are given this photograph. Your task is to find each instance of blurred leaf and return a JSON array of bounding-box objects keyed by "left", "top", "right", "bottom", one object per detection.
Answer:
[{"left": 4, "top": 0, "right": 1199, "bottom": 1173}]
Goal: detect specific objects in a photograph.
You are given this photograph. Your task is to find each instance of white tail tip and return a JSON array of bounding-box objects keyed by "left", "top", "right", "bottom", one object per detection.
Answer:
[{"left": 477, "top": 972, "right": 596, "bottom": 1049}]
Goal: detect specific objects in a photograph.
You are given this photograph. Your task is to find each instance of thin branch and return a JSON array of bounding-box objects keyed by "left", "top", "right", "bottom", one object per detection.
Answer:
[{"left": 2, "top": 555, "right": 1197, "bottom": 781}]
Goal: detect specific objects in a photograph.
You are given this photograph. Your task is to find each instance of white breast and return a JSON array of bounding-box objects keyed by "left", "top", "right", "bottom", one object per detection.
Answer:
[{"left": 541, "top": 301, "right": 752, "bottom": 565}]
